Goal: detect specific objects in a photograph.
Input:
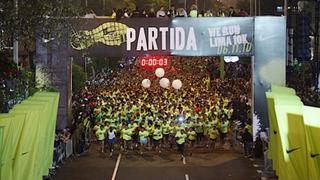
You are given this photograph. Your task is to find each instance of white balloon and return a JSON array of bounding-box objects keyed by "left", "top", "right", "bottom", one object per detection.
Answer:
[
  {"left": 172, "top": 79, "right": 182, "bottom": 90},
  {"left": 155, "top": 68, "right": 165, "bottom": 78},
  {"left": 159, "top": 78, "right": 170, "bottom": 88},
  {"left": 142, "top": 79, "right": 151, "bottom": 88}
]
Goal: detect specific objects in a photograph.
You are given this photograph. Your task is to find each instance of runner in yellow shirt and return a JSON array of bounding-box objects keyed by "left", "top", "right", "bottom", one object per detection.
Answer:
[
  {"left": 187, "top": 128, "right": 196, "bottom": 156},
  {"left": 168, "top": 121, "right": 176, "bottom": 149},
  {"left": 121, "top": 125, "right": 133, "bottom": 152},
  {"left": 96, "top": 125, "right": 106, "bottom": 153},
  {"left": 208, "top": 126, "right": 219, "bottom": 152},
  {"left": 175, "top": 129, "right": 187, "bottom": 159},
  {"left": 195, "top": 120, "right": 204, "bottom": 145},
  {"left": 153, "top": 124, "right": 163, "bottom": 153},
  {"left": 162, "top": 121, "right": 170, "bottom": 149},
  {"left": 219, "top": 119, "right": 230, "bottom": 149},
  {"left": 139, "top": 126, "right": 149, "bottom": 155}
]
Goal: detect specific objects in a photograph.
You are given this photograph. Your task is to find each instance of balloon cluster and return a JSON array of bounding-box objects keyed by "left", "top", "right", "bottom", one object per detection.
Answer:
[{"left": 141, "top": 68, "right": 182, "bottom": 90}]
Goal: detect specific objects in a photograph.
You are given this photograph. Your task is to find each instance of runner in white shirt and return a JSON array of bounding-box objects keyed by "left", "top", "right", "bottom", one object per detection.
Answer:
[{"left": 107, "top": 127, "right": 116, "bottom": 157}]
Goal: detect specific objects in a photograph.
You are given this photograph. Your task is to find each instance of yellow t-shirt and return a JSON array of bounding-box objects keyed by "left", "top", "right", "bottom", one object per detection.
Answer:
[
  {"left": 96, "top": 128, "right": 106, "bottom": 141},
  {"left": 208, "top": 128, "right": 219, "bottom": 140},
  {"left": 188, "top": 131, "right": 196, "bottom": 141}
]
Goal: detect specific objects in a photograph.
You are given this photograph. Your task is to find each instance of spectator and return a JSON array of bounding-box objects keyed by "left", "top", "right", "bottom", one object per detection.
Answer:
[
  {"left": 141, "top": 9, "right": 148, "bottom": 18},
  {"left": 156, "top": 6, "right": 167, "bottom": 18},
  {"left": 237, "top": 9, "right": 249, "bottom": 17},
  {"left": 83, "top": 9, "right": 96, "bottom": 18},
  {"left": 123, "top": 8, "right": 130, "bottom": 18},
  {"left": 176, "top": 8, "right": 188, "bottom": 17},
  {"left": 189, "top": 4, "right": 198, "bottom": 17},
  {"left": 167, "top": 5, "right": 176, "bottom": 18},
  {"left": 217, "top": 9, "right": 225, "bottom": 17},
  {"left": 131, "top": 7, "right": 142, "bottom": 18},
  {"left": 228, "top": 6, "right": 236, "bottom": 17},
  {"left": 116, "top": 9, "right": 124, "bottom": 20},
  {"left": 111, "top": 8, "right": 116, "bottom": 18},
  {"left": 242, "top": 128, "right": 253, "bottom": 157},
  {"left": 148, "top": 8, "right": 156, "bottom": 18},
  {"left": 204, "top": 10, "right": 213, "bottom": 17},
  {"left": 198, "top": 10, "right": 205, "bottom": 17}
]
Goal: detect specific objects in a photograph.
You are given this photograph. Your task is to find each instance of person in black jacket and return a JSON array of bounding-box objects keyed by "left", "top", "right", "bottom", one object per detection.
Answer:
[
  {"left": 228, "top": 6, "right": 236, "bottom": 17},
  {"left": 242, "top": 128, "right": 253, "bottom": 157}
]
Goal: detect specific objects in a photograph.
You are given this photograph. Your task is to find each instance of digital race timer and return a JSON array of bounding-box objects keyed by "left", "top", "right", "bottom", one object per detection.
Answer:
[{"left": 138, "top": 56, "right": 170, "bottom": 68}]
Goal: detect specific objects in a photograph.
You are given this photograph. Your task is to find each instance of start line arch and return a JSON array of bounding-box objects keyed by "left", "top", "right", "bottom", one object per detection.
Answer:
[{"left": 36, "top": 17, "right": 287, "bottom": 135}]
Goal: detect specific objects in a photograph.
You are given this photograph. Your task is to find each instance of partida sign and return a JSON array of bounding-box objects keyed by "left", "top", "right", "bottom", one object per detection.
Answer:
[{"left": 70, "top": 18, "right": 254, "bottom": 56}]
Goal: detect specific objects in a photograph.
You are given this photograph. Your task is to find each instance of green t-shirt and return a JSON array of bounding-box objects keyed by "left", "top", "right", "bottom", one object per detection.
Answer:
[
  {"left": 139, "top": 130, "right": 149, "bottom": 141},
  {"left": 188, "top": 130, "right": 196, "bottom": 141},
  {"left": 245, "top": 124, "right": 253, "bottom": 135},
  {"left": 220, "top": 121, "right": 229, "bottom": 134},
  {"left": 122, "top": 129, "right": 133, "bottom": 140},
  {"left": 153, "top": 128, "right": 163, "bottom": 140},
  {"left": 96, "top": 128, "right": 106, "bottom": 141},
  {"left": 208, "top": 128, "right": 219, "bottom": 140},
  {"left": 162, "top": 124, "right": 170, "bottom": 135},
  {"left": 195, "top": 122, "right": 204, "bottom": 133},
  {"left": 203, "top": 122, "right": 213, "bottom": 135},
  {"left": 180, "top": 123, "right": 188, "bottom": 130},
  {"left": 169, "top": 125, "right": 176, "bottom": 135},
  {"left": 175, "top": 131, "right": 187, "bottom": 144},
  {"left": 93, "top": 125, "right": 100, "bottom": 131}
]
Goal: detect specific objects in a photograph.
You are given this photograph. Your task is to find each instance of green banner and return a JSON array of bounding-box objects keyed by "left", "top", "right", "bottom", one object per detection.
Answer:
[{"left": 0, "top": 92, "right": 59, "bottom": 180}]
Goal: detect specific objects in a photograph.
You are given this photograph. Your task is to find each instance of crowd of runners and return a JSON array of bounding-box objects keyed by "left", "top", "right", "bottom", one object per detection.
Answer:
[{"left": 73, "top": 56, "right": 253, "bottom": 159}]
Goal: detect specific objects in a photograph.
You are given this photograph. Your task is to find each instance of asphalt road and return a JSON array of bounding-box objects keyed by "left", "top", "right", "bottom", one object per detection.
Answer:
[{"left": 55, "top": 143, "right": 263, "bottom": 180}]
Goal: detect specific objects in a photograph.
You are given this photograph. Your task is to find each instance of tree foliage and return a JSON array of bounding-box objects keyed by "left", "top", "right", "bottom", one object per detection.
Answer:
[
  {"left": 72, "top": 63, "right": 87, "bottom": 93},
  {"left": 0, "top": 0, "right": 86, "bottom": 52}
]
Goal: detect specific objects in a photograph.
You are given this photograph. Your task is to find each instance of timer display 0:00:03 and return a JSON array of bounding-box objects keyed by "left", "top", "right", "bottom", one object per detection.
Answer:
[{"left": 140, "top": 58, "right": 168, "bottom": 66}]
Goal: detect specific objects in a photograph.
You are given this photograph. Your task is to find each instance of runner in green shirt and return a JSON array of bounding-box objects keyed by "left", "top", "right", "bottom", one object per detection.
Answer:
[
  {"left": 139, "top": 127, "right": 149, "bottom": 155},
  {"left": 168, "top": 121, "right": 176, "bottom": 149},
  {"left": 219, "top": 119, "right": 230, "bottom": 148},
  {"left": 208, "top": 126, "right": 219, "bottom": 152},
  {"left": 121, "top": 125, "right": 133, "bottom": 152},
  {"left": 195, "top": 120, "right": 204, "bottom": 145},
  {"left": 187, "top": 128, "right": 196, "bottom": 156},
  {"left": 162, "top": 121, "right": 170, "bottom": 149},
  {"left": 153, "top": 125, "right": 163, "bottom": 153},
  {"left": 175, "top": 129, "right": 187, "bottom": 159},
  {"left": 96, "top": 125, "right": 106, "bottom": 153}
]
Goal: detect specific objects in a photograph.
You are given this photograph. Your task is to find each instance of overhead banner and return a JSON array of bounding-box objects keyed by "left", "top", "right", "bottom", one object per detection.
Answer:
[
  {"left": 37, "top": 16, "right": 286, "bottom": 132},
  {"left": 70, "top": 18, "right": 254, "bottom": 57}
]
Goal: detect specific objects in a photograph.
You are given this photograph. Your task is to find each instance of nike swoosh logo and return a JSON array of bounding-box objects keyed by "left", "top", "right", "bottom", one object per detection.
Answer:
[
  {"left": 311, "top": 153, "right": 319, "bottom": 158},
  {"left": 286, "top": 147, "right": 300, "bottom": 154},
  {"left": 258, "top": 34, "right": 277, "bottom": 42}
]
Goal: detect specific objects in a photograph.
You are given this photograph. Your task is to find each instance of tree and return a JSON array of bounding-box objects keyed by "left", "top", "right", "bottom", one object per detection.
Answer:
[
  {"left": 72, "top": 63, "right": 87, "bottom": 93},
  {"left": 0, "top": 0, "right": 86, "bottom": 53}
]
